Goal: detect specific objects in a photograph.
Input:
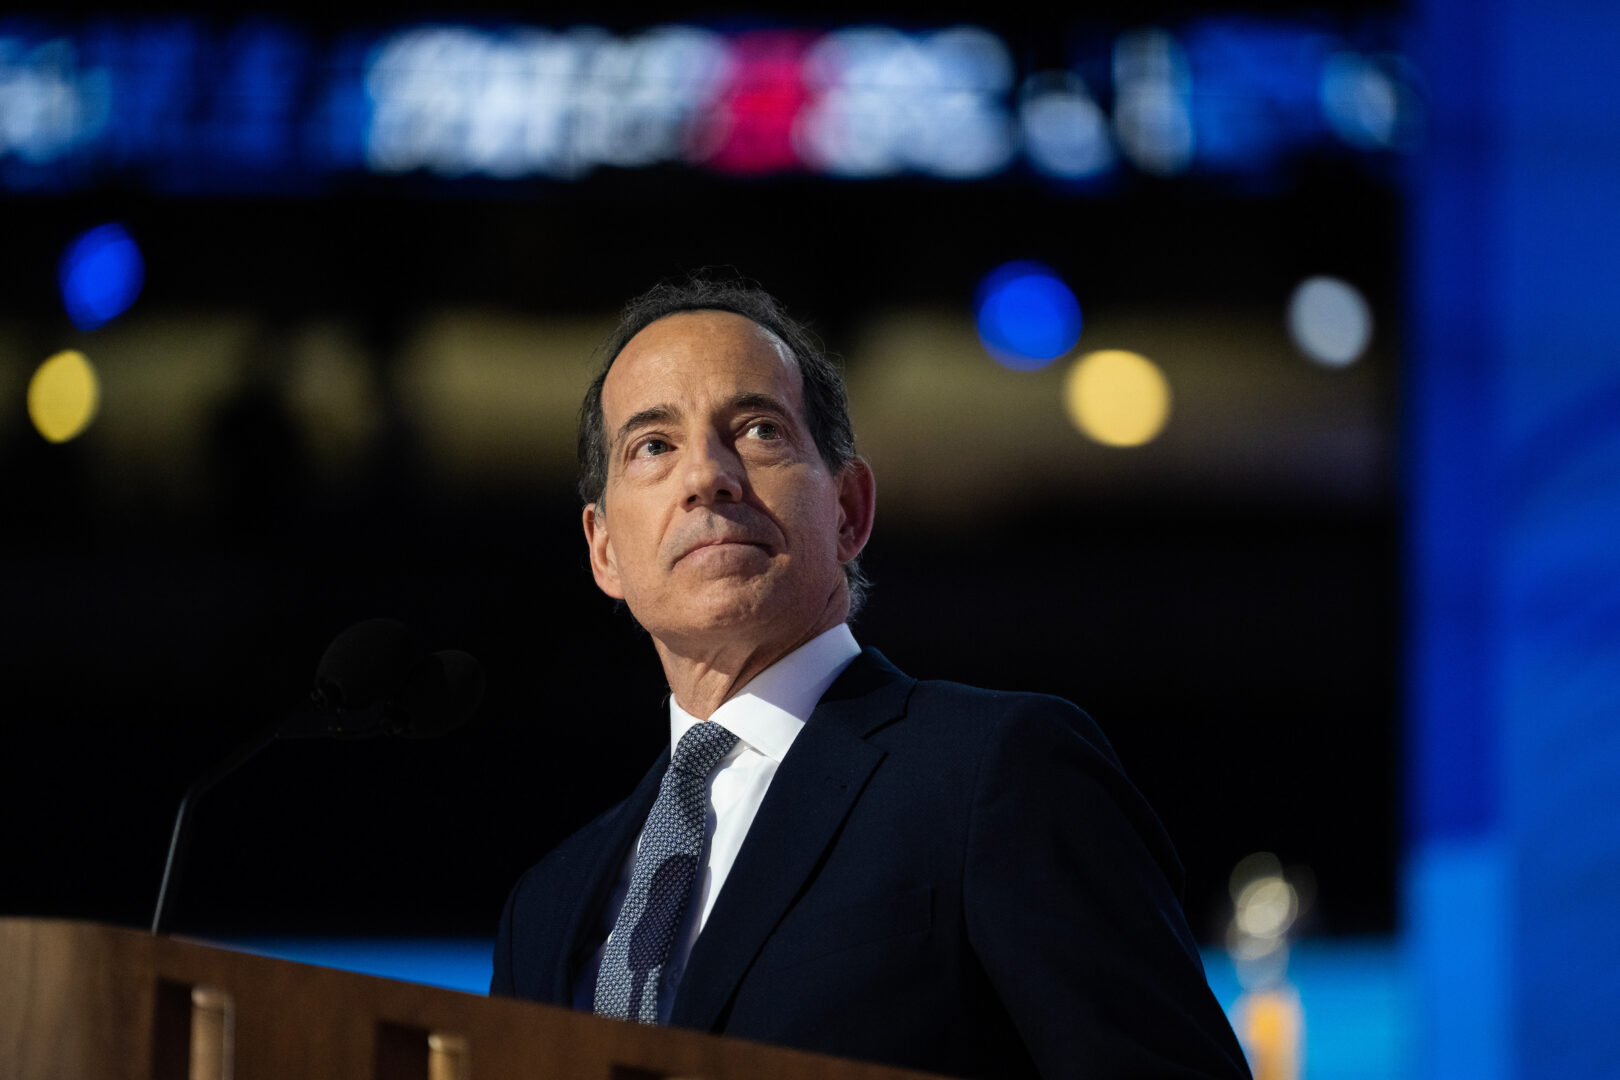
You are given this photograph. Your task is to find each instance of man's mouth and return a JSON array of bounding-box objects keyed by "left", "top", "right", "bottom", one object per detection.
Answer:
[{"left": 676, "top": 537, "right": 769, "bottom": 563}]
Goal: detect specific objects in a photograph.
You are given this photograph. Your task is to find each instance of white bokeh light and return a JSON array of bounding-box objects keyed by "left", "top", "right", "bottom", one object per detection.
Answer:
[
  {"left": 1112, "top": 29, "right": 1194, "bottom": 176},
  {"left": 1235, "top": 876, "right": 1299, "bottom": 939},
  {"left": 1288, "top": 275, "right": 1373, "bottom": 367},
  {"left": 796, "top": 25, "right": 1015, "bottom": 179},
  {"left": 1019, "top": 71, "right": 1115, "bottom": 179},
  {"left": 365, "top": 25, "right": 731, "bottom": 179}
]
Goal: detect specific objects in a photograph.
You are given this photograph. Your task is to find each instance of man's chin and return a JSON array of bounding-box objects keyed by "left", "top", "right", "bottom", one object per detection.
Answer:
[{"left": 636, "top": 579, "right": 779, "bottom": 641}]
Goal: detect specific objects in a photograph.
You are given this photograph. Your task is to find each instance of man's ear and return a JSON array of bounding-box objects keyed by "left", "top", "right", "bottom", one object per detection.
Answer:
[
  {"left": 583, "top": 503, "right": 626, "bottom": 599},
  {"left": 834, "top": 457, "right": 877, "bottom": 564}
]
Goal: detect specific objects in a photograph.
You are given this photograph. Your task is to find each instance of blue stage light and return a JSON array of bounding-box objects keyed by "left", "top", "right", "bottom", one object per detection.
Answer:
[
  {"left": 974, "top": 261, "right": 1083, "bottom": 370},
  {"left": 59, "top": 223, "right": 145, "bottom": 331}
]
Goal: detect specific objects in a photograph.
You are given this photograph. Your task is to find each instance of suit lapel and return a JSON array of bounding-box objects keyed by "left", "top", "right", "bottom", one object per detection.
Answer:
[
  {"left": 549, "top": 744, "right": 670, "bottom": 1003},
  {"left": 669, "top": 648, "right": 915, "bottom": 1031}
]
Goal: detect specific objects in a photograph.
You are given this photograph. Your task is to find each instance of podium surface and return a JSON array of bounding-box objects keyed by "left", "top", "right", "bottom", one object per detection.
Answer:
[{"left": 0, "top": 918, "right": 945, "bottom": 1080}]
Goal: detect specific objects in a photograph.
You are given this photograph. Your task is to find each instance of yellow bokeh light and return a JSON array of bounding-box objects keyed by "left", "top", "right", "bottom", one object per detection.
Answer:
[
  {"left": 1063, "top": 349, "right": 1171, "bottom": 447},
  {"left": 28, "top": 350, "right": 101, "bottom": 443}
]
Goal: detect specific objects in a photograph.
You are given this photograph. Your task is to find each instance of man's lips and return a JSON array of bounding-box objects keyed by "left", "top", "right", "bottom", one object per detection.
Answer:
[{"left": 675, "top": 537, "right": 770, "bottom": 564}]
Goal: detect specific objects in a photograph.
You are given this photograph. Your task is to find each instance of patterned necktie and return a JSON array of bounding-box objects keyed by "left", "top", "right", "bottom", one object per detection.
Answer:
[{"left": 594, "top": 719, "right": 739, "bottom": 1023}]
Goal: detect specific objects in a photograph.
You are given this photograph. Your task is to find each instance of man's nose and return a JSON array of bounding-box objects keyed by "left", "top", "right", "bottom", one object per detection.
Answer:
[{"left": 682, "top": 432, "right": 744, "bottom": 506}]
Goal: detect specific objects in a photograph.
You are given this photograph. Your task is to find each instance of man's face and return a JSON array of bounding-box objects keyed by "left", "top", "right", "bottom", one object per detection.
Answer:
[{"left": 583, "top": 310, "right": 870, "bottom": 652}]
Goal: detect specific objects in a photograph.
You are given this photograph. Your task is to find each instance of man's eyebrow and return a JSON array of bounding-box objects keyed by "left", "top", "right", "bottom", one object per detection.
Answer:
[
  {"left": 728, "top": 392, "right": 793, "bottom": 417},
  {"left": 613, "top": 404, "right": 680, "bottom": 450}
]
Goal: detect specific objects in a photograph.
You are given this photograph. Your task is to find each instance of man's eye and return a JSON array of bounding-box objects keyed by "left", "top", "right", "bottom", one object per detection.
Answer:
[
  {"left": 747, "top": 421, "right": 781, "bottom": 440},
  {"left": 636, "top": 438, "right": 671, "bottom": 457}
]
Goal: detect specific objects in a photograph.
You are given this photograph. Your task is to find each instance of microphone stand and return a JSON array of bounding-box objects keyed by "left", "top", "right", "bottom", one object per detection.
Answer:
[
  {"left": 150, "top": 721, "right": 279, "bottom": 935},
  {"left": 150, "top": 705, "right": 387, "bottom": 936}
]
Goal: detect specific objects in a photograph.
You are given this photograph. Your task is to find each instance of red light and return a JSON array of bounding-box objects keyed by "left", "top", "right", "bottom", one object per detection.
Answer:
[{"left": 696, "top": 31, "right": 818, "bottom": 175}]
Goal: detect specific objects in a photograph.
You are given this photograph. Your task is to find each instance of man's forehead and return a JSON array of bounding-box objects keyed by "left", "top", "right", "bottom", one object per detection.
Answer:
[{"left": 603, "top": 310, "right": 801, "bottom": 415}]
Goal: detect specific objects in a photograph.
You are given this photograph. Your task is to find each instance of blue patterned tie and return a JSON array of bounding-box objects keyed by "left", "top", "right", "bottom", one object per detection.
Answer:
[{"left": 593, "top": 720, "right": 739, "bottom": 1023}]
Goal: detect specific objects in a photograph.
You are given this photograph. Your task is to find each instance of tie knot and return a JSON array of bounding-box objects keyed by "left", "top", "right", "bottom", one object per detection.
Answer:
[{"left": 671, "top": 721, "right": 738, "bottom": 777}]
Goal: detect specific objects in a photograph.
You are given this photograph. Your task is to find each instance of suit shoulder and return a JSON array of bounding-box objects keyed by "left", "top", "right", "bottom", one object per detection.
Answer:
[
  {"left": 906, "top": 677, "right": 1123, "bottom": 771},
  {"left": 904, "top": 677, "right": 1176, "bottom": 883}
]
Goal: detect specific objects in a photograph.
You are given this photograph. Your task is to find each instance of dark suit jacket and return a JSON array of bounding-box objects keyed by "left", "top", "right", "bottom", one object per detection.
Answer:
[{"left": 492, "top": 649, "right": 1250, "bottom": 1080}]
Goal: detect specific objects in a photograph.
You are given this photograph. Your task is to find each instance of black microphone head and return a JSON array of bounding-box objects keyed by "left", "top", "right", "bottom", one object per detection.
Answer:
[
  {"left": 313, "top": 618, "right": 423, "bottom": 711},
  {"left": 386, "top": 649, "right": 486, "bottom": 739}
]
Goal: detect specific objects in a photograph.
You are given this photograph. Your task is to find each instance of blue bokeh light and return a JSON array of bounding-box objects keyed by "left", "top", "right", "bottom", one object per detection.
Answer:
[
  {"left": 974, "top": 261, "right": 1083, "bottom": 370},
  {"left": 59, "top": 223, "right": 145, "bottom": 331}
]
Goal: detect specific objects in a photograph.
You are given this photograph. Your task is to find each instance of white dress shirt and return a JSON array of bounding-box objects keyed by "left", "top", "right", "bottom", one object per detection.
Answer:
[{"left": 574, "top": 623, "right": 862, "bottom": 1021}]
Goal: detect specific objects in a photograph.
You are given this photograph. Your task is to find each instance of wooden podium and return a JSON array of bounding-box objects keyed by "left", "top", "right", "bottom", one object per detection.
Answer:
[{"left": 0, "top": 919, "right": 942, "bottom": 1080}]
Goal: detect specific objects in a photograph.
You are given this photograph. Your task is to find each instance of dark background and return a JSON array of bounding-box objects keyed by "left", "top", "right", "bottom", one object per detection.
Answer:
[{"left": 0, "top": 0, "right": 1401, "bottom": 945}]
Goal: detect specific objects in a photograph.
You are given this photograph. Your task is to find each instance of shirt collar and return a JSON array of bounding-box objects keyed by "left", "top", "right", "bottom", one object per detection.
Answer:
[{"left": 668, "top": 624, "right": 862, "bottom": 763}]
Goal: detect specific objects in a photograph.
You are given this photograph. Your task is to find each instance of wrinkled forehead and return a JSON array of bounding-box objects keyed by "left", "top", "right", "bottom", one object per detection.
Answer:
[{"left": 601, "top": 309, "right": 802, "bottom": 420}]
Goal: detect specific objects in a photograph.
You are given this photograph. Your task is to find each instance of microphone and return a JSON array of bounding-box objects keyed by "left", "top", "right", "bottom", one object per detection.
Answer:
[
  {"left": 278, "top": 618, "right": 485, "bottom": 740},
  {"left": 314, "top": 616, "right": 422, "bottom": 717},
  {"left": 151, "top": 619, "right": 484, "bottom": 934},
  {"left": 388, "top": 648, "right": 486, "bottom": 739}
]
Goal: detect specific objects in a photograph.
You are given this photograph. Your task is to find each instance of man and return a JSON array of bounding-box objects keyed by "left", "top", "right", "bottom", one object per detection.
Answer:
[{"left": 492, "top": 277, "right": 1251, "bottom": 1080}]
